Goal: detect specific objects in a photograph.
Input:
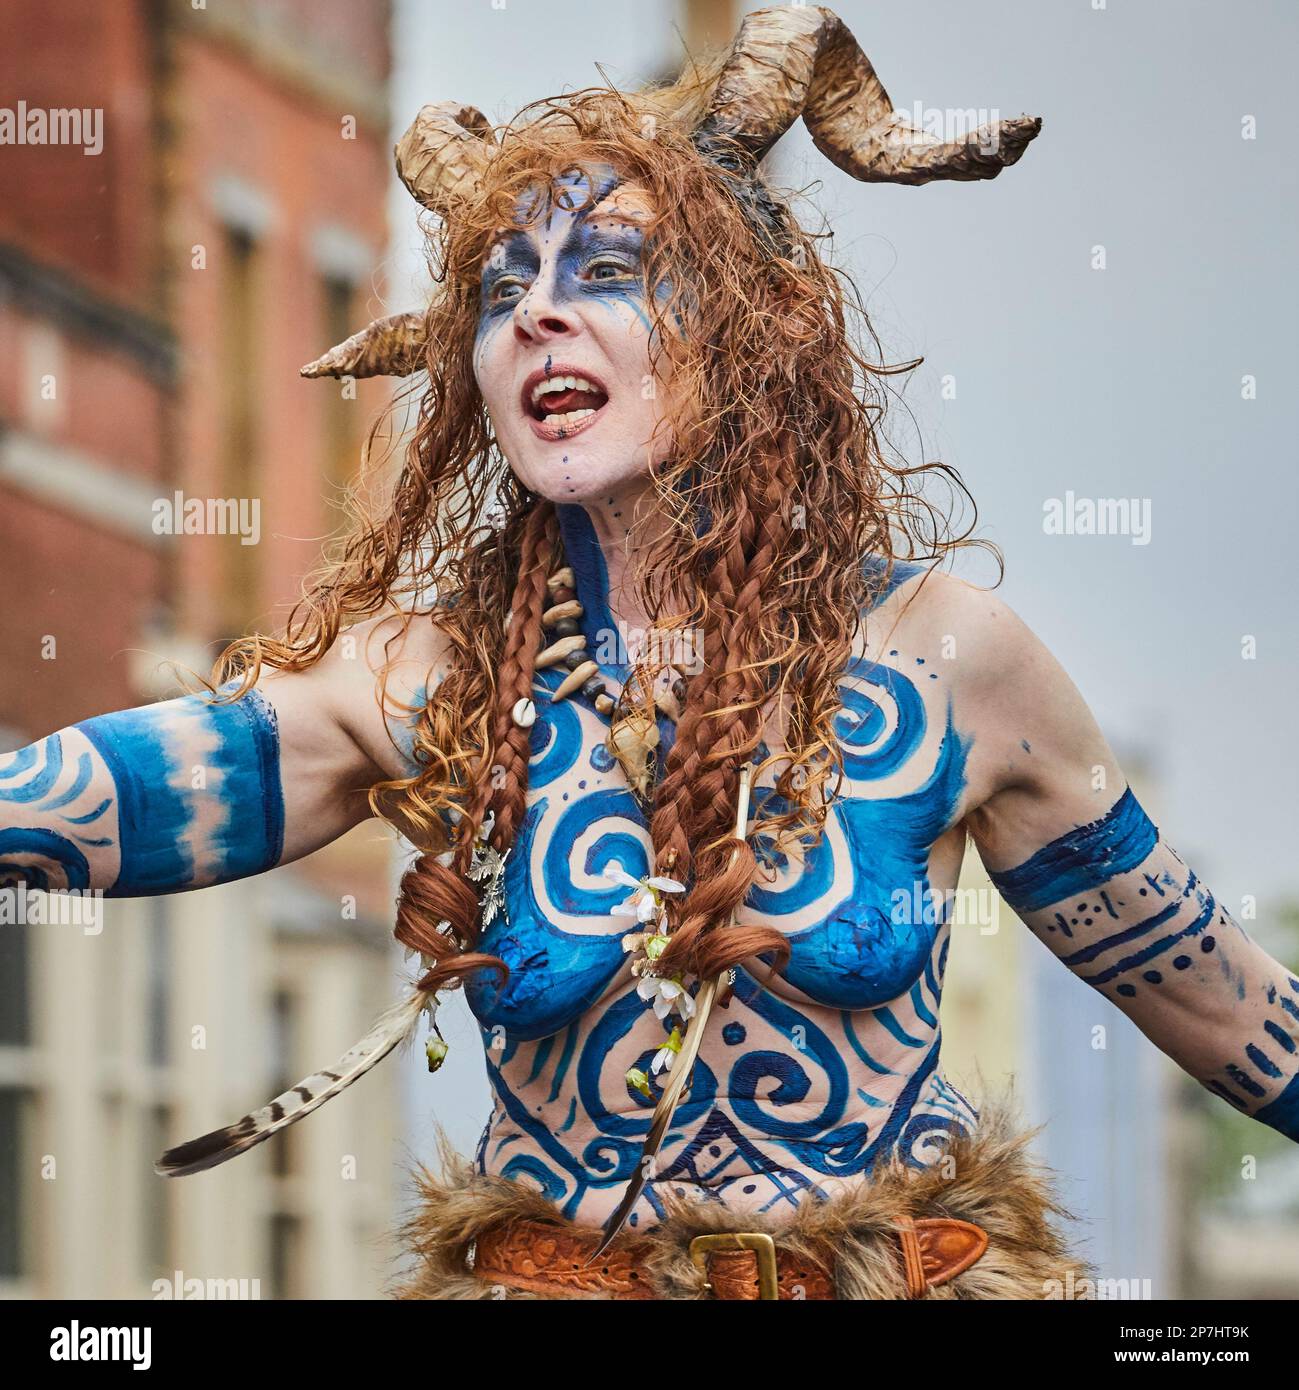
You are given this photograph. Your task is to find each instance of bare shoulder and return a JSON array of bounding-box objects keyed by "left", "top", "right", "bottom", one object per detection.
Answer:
[
  {"left": 871, "top": 568, "right": 1044, "bottom": 691},
  {"left": 264, "top": 607, "right": 457, "bottom": 784},
  {"left": 890, "top": 572, "right": 1122, "bottom": 814}
]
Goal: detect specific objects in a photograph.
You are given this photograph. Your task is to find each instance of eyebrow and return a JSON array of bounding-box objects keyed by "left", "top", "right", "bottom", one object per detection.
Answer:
[
  {"left": 582, "top": 208, "right": 648, "bottom": 231},
  {"left": 482, "top": 223, "right": 646, "bottom": 286},
  {"left": 486, "top": 205, "right": 648, "bottom": 253}
]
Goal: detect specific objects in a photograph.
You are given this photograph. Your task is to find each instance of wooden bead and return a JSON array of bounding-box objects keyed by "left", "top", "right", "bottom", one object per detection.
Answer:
[
  {"left": 550, "top": 586, "right": 577, "bottom": 605},
  {"left": 594, "top": 692, "right": 616, "bottom": 714},
  {"left": 551, "top": 660, "right": 598, "bottom": 702},
  {"left": 542, "top": 599, "right": 582, "bottom": 627},
  {"left": 547, "top": 567, "right": 575, "bottom": 591},
  {"left": 671, "top": 677, "right": 687, "bottom": 703},
  {"left": 581, "top": 675, "right": 606, "bottom": 699},
  {"left": 554, "top": 617, "right": 581, "bottom": 639},
  {"left": 536, "top": 633, "right": 587, "bottom": 668},
  {"left": 563, "top": 649, "right": 589, "bottom": 671}
]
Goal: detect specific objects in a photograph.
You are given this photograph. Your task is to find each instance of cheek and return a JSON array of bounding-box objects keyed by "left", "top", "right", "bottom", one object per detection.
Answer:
[
  {"left": 591, "top": 294, "right": 661, "bottom": 380},
  {"left": 473, "top": 317, "right": 513, "bottom": 413}
]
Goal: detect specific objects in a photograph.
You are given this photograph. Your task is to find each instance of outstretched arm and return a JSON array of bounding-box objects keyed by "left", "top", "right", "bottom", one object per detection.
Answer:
[
  {"left": 0, "top": 612, "right": 450, "bottom": 898},
  {"left": 955, "top": 584, "right": 1299, "bottom": 1143}
]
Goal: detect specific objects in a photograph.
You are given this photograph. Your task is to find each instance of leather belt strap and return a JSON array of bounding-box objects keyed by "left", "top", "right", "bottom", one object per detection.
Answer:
[
  {"left": 895, "top": 1215, "right": 989, "bottom": 1297},
  {"left": 474, "top": 1221, "right": 657, "bottom": 1299},
  {"left": 473, "top": 1214, "right": 989, "bottom": 1300}
]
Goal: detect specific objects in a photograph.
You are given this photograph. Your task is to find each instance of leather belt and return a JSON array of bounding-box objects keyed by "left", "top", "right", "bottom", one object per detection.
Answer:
[{"left": 472, "top": 1214, "right": 988, "bottom": 1300}]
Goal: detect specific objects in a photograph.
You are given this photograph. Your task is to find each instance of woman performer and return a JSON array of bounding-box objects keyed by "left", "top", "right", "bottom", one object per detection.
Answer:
[{"left": 3, "top": 8, "right": 1294, "bottom": 1299}]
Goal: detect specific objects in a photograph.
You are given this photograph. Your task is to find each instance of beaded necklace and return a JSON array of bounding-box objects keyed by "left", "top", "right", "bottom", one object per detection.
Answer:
[{"left": 508, "top": 561, "right": 688, "bottom": 816}]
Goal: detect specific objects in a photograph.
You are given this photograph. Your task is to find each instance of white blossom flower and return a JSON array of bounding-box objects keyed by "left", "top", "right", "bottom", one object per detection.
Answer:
[
  {"left": 637, "top": 974, "right": 696, "bottom": 1021},
  {"left": 651, "top": 1025, "right": 684, "bottom": 1075},
  {"left": 605, "top": 865, "right": 684, "bottom": 924}
]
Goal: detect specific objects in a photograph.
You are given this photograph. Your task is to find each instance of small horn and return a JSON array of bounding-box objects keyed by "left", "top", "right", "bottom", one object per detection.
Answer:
[
  {"left": 299, "top": 311, "right": 428, "bottom": 380},
  {"left": 395, "top": 101, "right": 495, "bottom": 214},
  {"left": 695, "top": 5, "right": 1041, "bottom": 186}
]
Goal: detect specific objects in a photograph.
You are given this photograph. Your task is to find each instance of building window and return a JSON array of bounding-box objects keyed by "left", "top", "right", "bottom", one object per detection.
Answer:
[
  {"left": 269, "top": 1212, "right": 302, "bottom": 1299},
  {"left": 141, "top": 1103, "right": 172, "bottom": 1278},
  {"left": 145, "top": 899, "right": 170, "bottom": 1067},
  {"left": 320, "top": 274, "right": 360, "bottom": 495},
  {"left": 268, "top": 988, "right": 297, "bottom": 1177},
  {"left": 0, "top": 1088, "right": 30, "bottom": 1280},
  {"left": 0, "top": 922, "right": 30, "bottom": 1046},
  {"left": 219, "top": 226, "right": 260, "bottom": 636}
]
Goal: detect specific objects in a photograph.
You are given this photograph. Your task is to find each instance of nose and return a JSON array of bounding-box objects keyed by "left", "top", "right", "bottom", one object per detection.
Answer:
[{"left": 512, "top": 267, "right": 580, "bottom": 343}]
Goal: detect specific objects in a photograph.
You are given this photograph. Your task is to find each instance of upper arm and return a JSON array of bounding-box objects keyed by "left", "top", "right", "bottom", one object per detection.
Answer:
[
  {"left": 954, "top": 582, "right": 1203, "bottom": 965},
  {"left": 0, "top": 608, "right": 454, "bottom": 898},
  {"left": 952, "top": 586, "right": 1299, "bottom": 1140}
]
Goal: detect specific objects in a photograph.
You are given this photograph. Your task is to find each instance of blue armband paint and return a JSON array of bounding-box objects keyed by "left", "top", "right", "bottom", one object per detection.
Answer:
[
  {"left": 75, "top": 688, "right": 284, "bottom": 895},
  {"left": 1254, "top": 1072, "right": 1299, "bottom": 1141},
  {"left": 988, "top": 786, "right": 1159, "bottom": 914}
]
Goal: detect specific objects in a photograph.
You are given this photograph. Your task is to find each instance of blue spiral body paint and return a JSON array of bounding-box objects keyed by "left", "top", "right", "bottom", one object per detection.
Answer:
[
  {"left": 0, "top": 732, "right": 112, "bottom": 892},
  {"left": 457, "top": 498, "right": 983, "bottom": 1219}
]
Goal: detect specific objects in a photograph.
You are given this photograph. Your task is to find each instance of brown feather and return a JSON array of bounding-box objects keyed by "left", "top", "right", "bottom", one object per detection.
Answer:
[{"left": 156, "top": 990, "right": 428, "bottom": 1177}]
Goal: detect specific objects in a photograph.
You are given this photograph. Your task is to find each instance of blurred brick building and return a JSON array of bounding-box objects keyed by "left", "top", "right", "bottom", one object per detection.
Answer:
[{"left": 0, "top": 0, "right": 407, "bottom": 1298}]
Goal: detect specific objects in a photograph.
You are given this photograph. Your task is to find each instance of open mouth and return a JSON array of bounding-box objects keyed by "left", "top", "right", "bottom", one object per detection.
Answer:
[{"left": 523, "top": 369, "right": 610, "bottom": 438}]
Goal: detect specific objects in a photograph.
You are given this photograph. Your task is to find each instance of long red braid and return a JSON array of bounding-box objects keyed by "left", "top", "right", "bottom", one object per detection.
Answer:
[{"left": 392, "top": 500, "right": 560, "bottom": 992}]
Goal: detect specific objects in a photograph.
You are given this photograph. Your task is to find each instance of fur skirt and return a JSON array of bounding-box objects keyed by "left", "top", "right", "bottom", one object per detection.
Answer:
[{"left": 389, "top": 1097, "right": 1091, "bottom": 1300}]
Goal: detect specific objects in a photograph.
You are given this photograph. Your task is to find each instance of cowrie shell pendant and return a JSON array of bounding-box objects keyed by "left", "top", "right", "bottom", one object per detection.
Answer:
[{"left": 512, "top": 697, "right": 537, "bottom": 728}]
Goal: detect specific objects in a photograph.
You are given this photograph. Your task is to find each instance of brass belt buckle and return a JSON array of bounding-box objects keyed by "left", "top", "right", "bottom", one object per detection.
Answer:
[{"left": 689, "top": 1232, "right": 780, "bottom": 1300}]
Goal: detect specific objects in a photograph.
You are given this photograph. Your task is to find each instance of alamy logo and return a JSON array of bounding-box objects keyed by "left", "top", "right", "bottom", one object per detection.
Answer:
[
  {"left": 1043, "top": 492, "right": 1152, "bottom": 546},
  {"left": 901, "top": 101, "right": 1002, "bottom": 154},
  {"left": 152, "top": 491, "right": 261, "bottom": 545},
  {"left": 891, "top": 882, "right": 1000, "bottom": 934},
  {"left": 49, "top": 1322, "right": 151, "bottom": 1369},
  {"left": 1, "top": 102, "right": 103, "bottom": 155},
  {"left": 151, "top": 1268, "right": 262, "bottom": 1299},
  {"left": 0, "top": 886, "right": 104, "bottom": 934},
  {"left": 592, "top": 622, "right": 704, "bottom": 674},
  {"left": 1044, "top": 1269, "right": 1153, "bottom": 1299}
]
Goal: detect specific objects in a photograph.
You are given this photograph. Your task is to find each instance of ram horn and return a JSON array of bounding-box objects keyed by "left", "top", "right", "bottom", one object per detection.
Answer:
[
  {"left": 299, "top": 311, "right": 428, "bottom": 380},
  {"left": 694, "top": 4, "right": 1041, "bottom": 186},
  {"left": 395, "top": 100, "right": 495, "bottom": 214}
]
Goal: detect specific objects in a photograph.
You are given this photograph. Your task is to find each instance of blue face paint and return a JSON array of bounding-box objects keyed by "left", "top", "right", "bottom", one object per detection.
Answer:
[
  {"left": 475, "top": 165, "right": 675, "bottom": 366},
  {"left": 74, "top": 689, "right": 284, "bottom": 895}
]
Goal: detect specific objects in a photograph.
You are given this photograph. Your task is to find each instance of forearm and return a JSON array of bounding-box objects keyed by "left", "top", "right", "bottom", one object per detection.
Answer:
[
  {"left": 0, "top": 688, "right": 285, "bottom": 897},
  {"left": 985, "top": 788, "right": 1299, "bottom": 1142}
]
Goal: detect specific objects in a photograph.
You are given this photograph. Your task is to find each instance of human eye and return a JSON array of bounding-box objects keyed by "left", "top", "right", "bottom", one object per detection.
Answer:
[
  {"left": 585, "top": 254, "right": 638, "bottom": 283},
  {"left": 486, "top": 275, "right": 527, "bottom": 306}
]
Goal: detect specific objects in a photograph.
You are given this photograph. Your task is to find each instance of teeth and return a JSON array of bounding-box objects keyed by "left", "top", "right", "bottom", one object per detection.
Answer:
[
  {"left": 531, "top": 374, "right": 601, "bottom": 406},
  {"left": 541, "top": 408, "right": 596, "bottom": 427}
]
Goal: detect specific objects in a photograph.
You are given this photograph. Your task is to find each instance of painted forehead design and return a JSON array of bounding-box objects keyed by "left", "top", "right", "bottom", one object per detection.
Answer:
[{"left": 486, "top": 170, "right": 652, "bottom": 257}]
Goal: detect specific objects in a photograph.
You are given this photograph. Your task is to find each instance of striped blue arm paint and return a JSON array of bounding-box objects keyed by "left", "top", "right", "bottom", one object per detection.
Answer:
[
  {"left": 989, "top": 787, "right": 1159, "bottom": 915},
  {"left": 75, "top": 689, "right": 284, "bottom": 895}
]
